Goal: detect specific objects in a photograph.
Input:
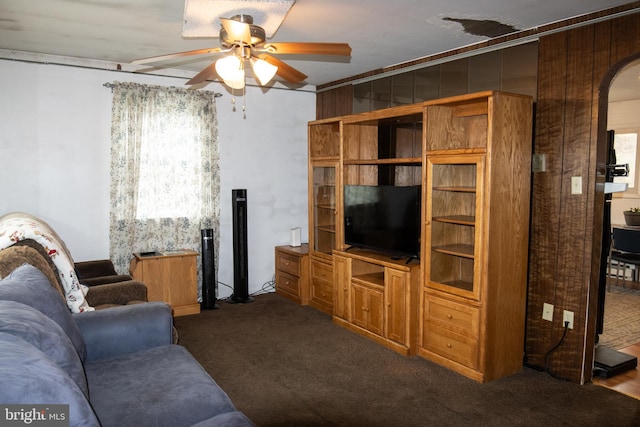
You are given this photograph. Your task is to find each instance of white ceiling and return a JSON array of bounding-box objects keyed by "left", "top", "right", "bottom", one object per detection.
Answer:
[{"left": 0, "top": 0, "right": 638, "bottom": 91}]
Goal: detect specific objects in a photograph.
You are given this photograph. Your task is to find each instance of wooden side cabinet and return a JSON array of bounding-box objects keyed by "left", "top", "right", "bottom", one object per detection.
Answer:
[
  {"left": 275, "top": 244, "right": 309, "bottom": 305},
  {"left": 130, "top": 250, "right": 200, "bottom": 317}
]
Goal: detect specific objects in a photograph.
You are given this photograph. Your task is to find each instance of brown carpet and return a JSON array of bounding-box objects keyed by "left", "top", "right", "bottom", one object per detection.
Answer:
[
  {"left": 174, "top": 293, "right": 640, "bottom": 427},
  {"left": 600, "top": 285, "right": 640, "bottom": 350}
]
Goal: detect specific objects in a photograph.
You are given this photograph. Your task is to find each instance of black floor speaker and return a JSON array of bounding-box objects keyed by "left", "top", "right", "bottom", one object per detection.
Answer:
[
  {"left": 229, "top": 189, "right": 254, "bottom": 304},
  {"left": 200, "top": 228, "right": 219, "bottom": 310}
]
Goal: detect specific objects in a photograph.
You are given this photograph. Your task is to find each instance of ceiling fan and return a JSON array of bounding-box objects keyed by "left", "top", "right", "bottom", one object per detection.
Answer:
[{"left": 132, "top": 14, "right": 351, "bottom": 89}]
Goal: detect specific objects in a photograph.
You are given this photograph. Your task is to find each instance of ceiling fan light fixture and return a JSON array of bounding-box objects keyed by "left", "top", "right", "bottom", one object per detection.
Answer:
[
  {"left": 215, "top": 54, "right": 244, "bottom": 82},
  {"left": 223, "top": 75, "right": 246, "bottom": 90},
  {"left": 250, "top": 57, "right": 278, "bottom": 85}
]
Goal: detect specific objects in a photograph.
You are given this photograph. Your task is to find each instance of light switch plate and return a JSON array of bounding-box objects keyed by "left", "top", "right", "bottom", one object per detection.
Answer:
[
  {"left": 543, "top": 303, "right": 554, "bottom": 322},
  {"left": 571, "top": 176, "right": 582, "bottom": 195},
  {"left": 532, "top": 154, "right": 546, "bottom": 172}
]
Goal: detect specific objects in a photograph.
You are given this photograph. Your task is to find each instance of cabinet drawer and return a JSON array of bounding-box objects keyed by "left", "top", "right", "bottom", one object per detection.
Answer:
[
  {"left": 311, "top": 276, "right": 333, "bottom": 305},
  {"left": 277, "top": 252, "right": 301, "bottom": 276},
  {"left": 311, "top": 260, "right": 333, "bottom": 282},
  {"left": 423, "top": 326, "right": 478, "bottom": 369},
  {"left": 276, "top": 271, "right": 300, "bottom": 295},
  {"left": 424, "top": 294, "right": 479, "bottom": 338},
  {"left": 310, "top": 259, "right": 333, "bottom": 313}
]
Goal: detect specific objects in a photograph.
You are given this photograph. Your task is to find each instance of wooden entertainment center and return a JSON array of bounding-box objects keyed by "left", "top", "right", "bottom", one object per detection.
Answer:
[{"left": 276, "top": 91, "right": 532, "bottom": 382}]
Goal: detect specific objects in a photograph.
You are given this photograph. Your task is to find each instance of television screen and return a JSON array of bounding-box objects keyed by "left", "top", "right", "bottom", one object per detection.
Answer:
[{"left": 344, "top": 185, "right": 421, "bottom": 259}]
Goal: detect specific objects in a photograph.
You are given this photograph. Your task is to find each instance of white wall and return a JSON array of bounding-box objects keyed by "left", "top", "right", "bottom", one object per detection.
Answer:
[{"left": 0, "top": 59, "right": 313, "bottom": 298}]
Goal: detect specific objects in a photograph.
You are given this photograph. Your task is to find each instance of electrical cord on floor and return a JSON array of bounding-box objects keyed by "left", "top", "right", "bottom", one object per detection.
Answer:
[
  {"left": 215, "top": 277, "right": 276, "bottom": 302},
  {"left": 250, "top": 276, "right": 276, "bottom": 297},
  {"left": 523, "top": 321, "right": 572, "bottom": 378},
  {"left": 542, "top": 321, "right": 571, "bottom": 380}
]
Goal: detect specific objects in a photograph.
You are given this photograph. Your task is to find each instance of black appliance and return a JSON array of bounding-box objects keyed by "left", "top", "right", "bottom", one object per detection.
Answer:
[
  {"left": 229, "top": 189, "right": 253, "bottom": 304},
  {"left": 200, "top": 228, "right": 219, "bottom": 310}
]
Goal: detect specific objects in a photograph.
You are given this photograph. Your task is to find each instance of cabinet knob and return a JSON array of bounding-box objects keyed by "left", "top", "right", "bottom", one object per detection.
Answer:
[
  {"left": 285, "top": 261, "right": 290, "bottom": 266},
  {"left": 447, "top": 314, "right": 453, "bottom": 320},
  {"left": 446, "top": 343, "right": 452, "bottom": 348}
]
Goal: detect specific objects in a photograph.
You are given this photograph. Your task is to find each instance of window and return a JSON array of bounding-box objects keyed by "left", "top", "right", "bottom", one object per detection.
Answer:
[
  {"left": 135, "top": 110, "right": 206, "bottom": 219},
  {"left": 614, "top": 132, "right": 638, "bottom": 191},
  {"left": 108, "top": 83, "right": 220, "bottom": 296}
]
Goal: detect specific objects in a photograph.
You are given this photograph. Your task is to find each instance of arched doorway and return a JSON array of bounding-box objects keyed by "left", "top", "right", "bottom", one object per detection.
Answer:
[{"left": 591, "top": 52, "right": 640, "bottom": 387}]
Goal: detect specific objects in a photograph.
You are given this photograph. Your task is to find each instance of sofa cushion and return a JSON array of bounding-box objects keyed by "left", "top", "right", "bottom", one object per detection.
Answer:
[
  {"left": 85, "top": 345, "right": 238, "bottom": 427},
  {"left": 191, "top": 412, "right": 256, "bottom": 427},
  {"left": 0, "top": 300, "right": 88, "bottom": 398},
  {"left": 0, "top": 263, "right": 87, "bottom": 360},
  {"left": 0, "top": 332, "right": 100, "bottom": 427}
]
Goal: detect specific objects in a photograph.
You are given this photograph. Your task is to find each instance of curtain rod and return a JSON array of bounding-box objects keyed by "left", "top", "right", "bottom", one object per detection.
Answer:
[{"left": 103, "top": 82, "right": 223, "bottom": 97}]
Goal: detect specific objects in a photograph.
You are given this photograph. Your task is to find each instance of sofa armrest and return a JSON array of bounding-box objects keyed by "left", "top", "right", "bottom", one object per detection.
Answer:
[
  {"left": 75, "top": 259, "right": 120, "bottom": 280},
  {"left": 84, "top": 280, "right": 148, "bottom": 307},
  {"left": 73, "top": 302, "right": 173, "bottom": 362},
  {"left": 80, "top": 275, "right": 135, "bottom": 286}
]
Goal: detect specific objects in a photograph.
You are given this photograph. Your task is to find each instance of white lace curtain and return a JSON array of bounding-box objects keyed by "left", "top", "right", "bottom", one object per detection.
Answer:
[{"left": 108, "top": 82, "right": 220, "bottom": 298}]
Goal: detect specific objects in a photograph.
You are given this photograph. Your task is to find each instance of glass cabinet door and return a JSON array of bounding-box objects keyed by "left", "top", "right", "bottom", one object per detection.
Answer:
[
  {"left": 424, "top": 154, "right": 485, "bottom": 300},
  {"left": 311, "top": 162, "right": 339, "bottom": 257}
]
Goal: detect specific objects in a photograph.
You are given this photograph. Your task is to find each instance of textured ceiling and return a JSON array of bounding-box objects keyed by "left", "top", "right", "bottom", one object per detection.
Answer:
[{"left": 0, "top": 0, "right": 638, "bottom": 91}]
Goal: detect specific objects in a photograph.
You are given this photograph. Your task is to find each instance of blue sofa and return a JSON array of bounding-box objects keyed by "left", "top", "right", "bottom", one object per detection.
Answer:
[{"left": 0, "top": 263, "right": 255, "bottom": 427}]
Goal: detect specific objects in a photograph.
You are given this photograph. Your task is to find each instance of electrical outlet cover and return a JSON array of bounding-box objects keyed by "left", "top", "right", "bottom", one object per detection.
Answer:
[{"left": 543, "top": 303, "right": 554, "bottom": 322}]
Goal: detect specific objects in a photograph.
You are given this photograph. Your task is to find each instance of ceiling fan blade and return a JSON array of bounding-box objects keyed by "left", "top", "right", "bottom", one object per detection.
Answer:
[
  {"left": 186, "top": 62, "right": 218, "bottom": 85},
  {"left": 220, "top": 18, "right": 252, "bottom": 45},
  {"left": 260, "top": 55, "right": 307, "bottom": 84},
  {"left": 132, "top": 48, "right": 222, "bottom": 65},
  {"left": 263, "top": 42, "right": 351, "bottom": 56}
]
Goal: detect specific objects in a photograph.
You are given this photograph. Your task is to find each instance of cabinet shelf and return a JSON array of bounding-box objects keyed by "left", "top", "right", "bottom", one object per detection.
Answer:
[
  {"left": 438, "top": 279, "right": 474, "bottom": 293},
  {"left": 433, "top": 186, "right": 476, "bottom": 193},
  {"left": 433, "top": 215, "right": 475, "bottom": 226},
  {"left": 316, "top": 225, "right": 336, "bottom": 234},
  {"left": 343, "top": 157, "right": 422, "bottom": 166},
  {"left": 432, "top": 244, "right": 474, "bottom": 259},
  {"left": 316, "top": 204, "right": 335, "bottom": 210},
  {"left": 352, "top": 272, "right": 385, "bottom": 288}
]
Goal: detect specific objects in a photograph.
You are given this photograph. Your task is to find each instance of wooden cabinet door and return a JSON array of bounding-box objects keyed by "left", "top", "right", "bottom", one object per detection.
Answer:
[
  {"left": 309, "top": 161, "right": 340, "bottom": 259},
  {"left": 367, "top": 288, "right": 385, "bottom": 336},
  {"left": 385, "top": 268, "right": 408, "bottom": 345},
  {"left": 424, "top": 154, "right": 485, "bottom": 302},
  {"left": 350, "top": 282, "right": 384, "bottom": 336},
  {"left": 333, "top": 255, "right": 350, "bottom": 320},
  {"left": 350, "top": 282, "right": 367, "bottom": 329}
]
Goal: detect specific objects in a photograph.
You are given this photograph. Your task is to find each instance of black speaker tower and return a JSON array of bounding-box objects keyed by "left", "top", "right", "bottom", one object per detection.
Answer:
[
  {"left": 200, "top": 228, "right": 219, "bottom": 310},
  {"left": 229, "top": 189, "right": 253, "bottom": 304}
]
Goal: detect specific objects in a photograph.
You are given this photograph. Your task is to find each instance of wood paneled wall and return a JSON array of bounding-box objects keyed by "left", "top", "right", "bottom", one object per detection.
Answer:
[
  {"left": 315, "top": 9, "right": 640, "bottom": 383},
  {"left": 316, "top": 85, "right": 353, "bottom": 119},
  {"left": 527, "top": 12, "right": 640, "bottom": 383}
]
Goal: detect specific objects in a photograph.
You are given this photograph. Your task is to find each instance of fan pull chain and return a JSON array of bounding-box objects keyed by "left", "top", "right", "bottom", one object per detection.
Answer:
[
  {"left": 242, "top": 85, "right": 246, "bottom": 119},
  {"left": 230, "top": 88, "right": 236, "bottom": 112},
  {"left": 228, "top": 87, "right": 246, "bottom": 118}
]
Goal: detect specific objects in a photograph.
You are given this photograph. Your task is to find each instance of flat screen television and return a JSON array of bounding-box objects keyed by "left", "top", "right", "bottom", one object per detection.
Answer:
[{"left": 344, "top": 185, "right": 421, "bottom": 259}]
